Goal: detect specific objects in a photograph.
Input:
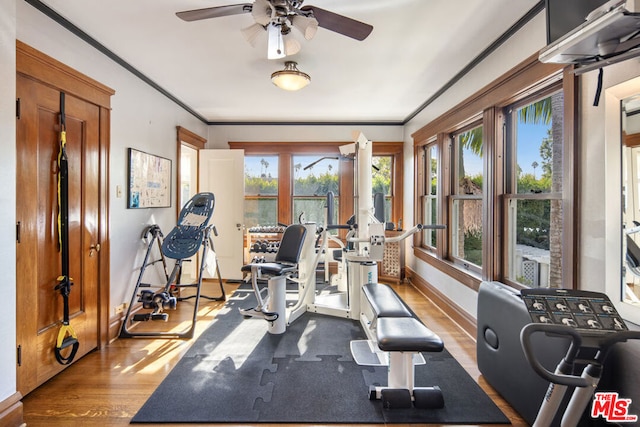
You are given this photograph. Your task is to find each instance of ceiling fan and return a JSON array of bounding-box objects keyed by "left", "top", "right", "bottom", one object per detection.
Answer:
[{"left": 176, "top": 0, "right": 373, "bottom": 59}]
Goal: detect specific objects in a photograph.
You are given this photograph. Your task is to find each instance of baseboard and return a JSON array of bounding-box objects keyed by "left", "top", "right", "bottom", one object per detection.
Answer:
[
  {"left": 405, "top": 266, "right": 477, "bottom": 339},
  {"left": 0, "top": 392, "right": 24, "bottom": 427},
  {"left": 109, "top": 313, "right": 122, "bottom": 342},
  {"left": 109, "top": 303, "right": 144, "bottom": 342}
]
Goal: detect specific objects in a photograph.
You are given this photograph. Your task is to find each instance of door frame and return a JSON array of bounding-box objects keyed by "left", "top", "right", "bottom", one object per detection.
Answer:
[
  {"left": 17, "top": 41, "right": 114, "bottom": 347},
  {"left": 176, "top": 126, "right": 207, "bottom": 280},
  {"left": 176, "top": 125, "right": 206, "bottom": 214}
]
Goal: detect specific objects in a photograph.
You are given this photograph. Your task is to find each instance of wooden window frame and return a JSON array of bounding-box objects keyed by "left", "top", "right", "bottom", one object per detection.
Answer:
[
  {"left": 229, "top": 141, "right": 404, "bottom": 229},
  {"left": 412, "top": 53, "right": 577, "bottom": 291}
]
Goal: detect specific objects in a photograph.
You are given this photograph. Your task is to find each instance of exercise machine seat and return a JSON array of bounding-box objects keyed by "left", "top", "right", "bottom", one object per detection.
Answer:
[
  {"left": 377, "top": 317, "right": 444, "bottom": 353},
  {"left": 362, "top": 283, "right": 412, "bottom": 318},
  {"left": 240, "top": 224, "right": 308, "bottom": 334},
  {"left": 241, "top": 224, "right": 307, "bottom": 275},
  {"left": 241, "top": 262, "right": 297, "bottom": 276}
]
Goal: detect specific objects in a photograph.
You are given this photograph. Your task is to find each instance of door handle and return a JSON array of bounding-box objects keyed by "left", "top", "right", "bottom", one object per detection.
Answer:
[{"left": 89, "top": 243, "right": 101, "bottom": 257}]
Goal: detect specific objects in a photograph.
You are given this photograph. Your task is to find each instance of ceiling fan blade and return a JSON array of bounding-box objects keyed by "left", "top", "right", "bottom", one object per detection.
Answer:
[
  {"left": 300, "top": 5, "right": 373, "bottom": 41},
  {"left": 176, "top": 4, "right": 253, "bottom": 22}
]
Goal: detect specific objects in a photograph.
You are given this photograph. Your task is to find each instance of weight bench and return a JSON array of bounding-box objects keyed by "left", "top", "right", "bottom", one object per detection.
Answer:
[{"left": 354, "top": 283, "right": 445, "bottom": 409}]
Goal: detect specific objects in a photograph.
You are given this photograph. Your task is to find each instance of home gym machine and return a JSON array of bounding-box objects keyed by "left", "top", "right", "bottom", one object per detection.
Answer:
[
  {"left": 520, "top": 288, "right": 640, "bottom": 426},
  {"left": 240, "top": 132, "right": 443, "bottom": 334},
  {"left": 238, "top": 133, "right": 446, "bottom": 409},
  {"left": 120, "top": 192, "right": 226, "bottom": 339}
]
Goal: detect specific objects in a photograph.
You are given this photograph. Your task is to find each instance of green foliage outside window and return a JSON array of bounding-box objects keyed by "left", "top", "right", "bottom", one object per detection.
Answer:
[
  {"left": 293, "top": 171, "right": 339, "bottom": 196},
  {"left": 245, "top": 176, "right": 277, "bottom": 195},
  {"left": 372, "top": 156, "right": 392, "bottom": 196}
]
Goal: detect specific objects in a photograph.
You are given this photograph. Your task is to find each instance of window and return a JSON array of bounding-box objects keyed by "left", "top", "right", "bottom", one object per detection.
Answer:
[
  {"left": 230, "top": 141, "right": 403, "bottom": 233},
  {"left": 504, "top": 91, "right": 564, "bottom": 288},
  {"left": 292, "top": 155, "right": 339, "bottom": 226},
  {"left": 179, "top": 145, "right": 198, "bottom": 210},
  {"left": 244, "top": 155, "right": 279, "bottom": 228},
  {"left": 372, "top": 155, "right": 393, "bottom": 222},
  {"left": 422, "top": 144, "right": 439, "bottom": 249},
  {"left": 412, "top": 55, "right": 574, "bottom": 290},
  {"left": 450, "top": 124, "right": 484, "bottom": 272}
]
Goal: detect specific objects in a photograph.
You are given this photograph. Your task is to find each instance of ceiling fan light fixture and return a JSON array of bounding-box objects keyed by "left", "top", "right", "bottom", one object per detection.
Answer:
[
  {"left": 251, "top": 0, "right": 272, "bottom": 26},
  {"left": 271, "top": 61, "right": 310, "bottom": 91},
  {"left": 283, "top": 33, "right": 301, "bottom": 56},
  {"left": 292, "top": 15, "right": 318, "bottom": 40},
  {"left": 241, "top": 23, "right": 265, "bottom": 46}
]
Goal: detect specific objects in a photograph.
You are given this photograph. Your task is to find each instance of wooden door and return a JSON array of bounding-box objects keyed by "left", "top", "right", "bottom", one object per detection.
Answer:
[
  {"left": 16, "top": 74, "right": 100, "bottom": 396},
  {"left": 199, "top": 149, "right": 245, "bottom": 280}
]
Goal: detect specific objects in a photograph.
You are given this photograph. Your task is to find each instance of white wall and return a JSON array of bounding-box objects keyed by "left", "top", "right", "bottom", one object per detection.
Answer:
[
  {"left": 16, "top": 1, "right": 209, "bottom": 320},
  {"left": 402, "top": 12, "right": 547, "bottom": 318},
  {"left": 208, "top": 125, "right": 404, "bottom": 147},
  {"left": 0, "top": 0, "right": 17, "bottom": 404}
]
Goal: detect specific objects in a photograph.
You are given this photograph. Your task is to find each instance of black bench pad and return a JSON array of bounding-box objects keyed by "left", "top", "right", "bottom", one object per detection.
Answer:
[
  {"left": 240, "top": 262, "right": 296, "bottom": 276},
  {"left": 363, "top": 283, "right": 412, "bottom": 318},
  {"left": 377, "top": 317, "right": 444, "bottom": 353}
]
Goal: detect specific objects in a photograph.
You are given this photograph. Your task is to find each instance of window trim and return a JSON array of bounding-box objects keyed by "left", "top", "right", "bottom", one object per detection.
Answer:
[{"left": 412, "top": 53, "right": 577, "bottom": 291}]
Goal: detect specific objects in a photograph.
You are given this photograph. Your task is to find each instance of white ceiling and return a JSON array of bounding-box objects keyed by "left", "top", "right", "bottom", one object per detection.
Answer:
[{"left": 33, "top": 0, "right": 541, "bottom": 124}]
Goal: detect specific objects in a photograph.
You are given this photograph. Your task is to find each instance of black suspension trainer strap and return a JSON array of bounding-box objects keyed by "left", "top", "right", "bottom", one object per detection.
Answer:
[{"left": 55, "top": 92, "right": 79, "bottom": 365}]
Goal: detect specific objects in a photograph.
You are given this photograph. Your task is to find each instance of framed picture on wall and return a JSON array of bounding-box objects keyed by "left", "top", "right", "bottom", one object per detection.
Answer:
[{"left": 127, "top": 148, "right": 172, "bottom": 208}]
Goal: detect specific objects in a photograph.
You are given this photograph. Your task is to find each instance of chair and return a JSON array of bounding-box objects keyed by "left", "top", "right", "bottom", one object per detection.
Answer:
[{"left": 239, "top": 224, "right": 307, "bottom": 334}]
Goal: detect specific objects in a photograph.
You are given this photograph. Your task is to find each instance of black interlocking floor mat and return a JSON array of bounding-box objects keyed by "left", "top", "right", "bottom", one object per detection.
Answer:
[{"left": 131, "top": 286, "right": 509, "bottom": 424}]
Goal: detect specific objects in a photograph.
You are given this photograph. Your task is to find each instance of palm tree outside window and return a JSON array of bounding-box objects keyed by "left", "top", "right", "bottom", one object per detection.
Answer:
[
  {"left": 244, "top": 155, "right": 279, "bottom": 229},
  {"left": 504, "top": 90, "right": 564, "bottom": 288}
]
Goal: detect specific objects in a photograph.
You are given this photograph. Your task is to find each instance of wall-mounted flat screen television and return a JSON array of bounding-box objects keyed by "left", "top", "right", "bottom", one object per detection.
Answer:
[{"left": 546, "top": 0, "right": 611, "bottom": 44}]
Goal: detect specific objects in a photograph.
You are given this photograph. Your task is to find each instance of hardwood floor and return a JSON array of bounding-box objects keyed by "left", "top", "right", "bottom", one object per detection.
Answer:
[{"left": 21, "top": 280, "right": 528, "bottom": 426}]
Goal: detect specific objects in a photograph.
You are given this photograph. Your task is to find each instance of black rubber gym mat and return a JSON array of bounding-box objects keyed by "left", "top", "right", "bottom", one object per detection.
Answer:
[{"left": 131, "top": 286, "right": 509, "bottom": 424}]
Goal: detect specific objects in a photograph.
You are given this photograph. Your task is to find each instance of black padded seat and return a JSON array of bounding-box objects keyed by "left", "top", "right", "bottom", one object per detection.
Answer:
[
  {"left": 241, "top": 262, "right": 296, "bottom": 276},
  {"left": 363, "top": 283, "right": 412, "bottom": 318},
  {"left": 241, "top": 224, "right": 307, "bottom": 278},
  {"left": 377, "top": 317, "right": 444, "bottom": 353}
]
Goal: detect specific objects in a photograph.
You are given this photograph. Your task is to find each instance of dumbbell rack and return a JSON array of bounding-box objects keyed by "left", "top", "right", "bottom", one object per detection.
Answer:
[{"left": 244, "top": 225, "right": 285, "bottom": 264}]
